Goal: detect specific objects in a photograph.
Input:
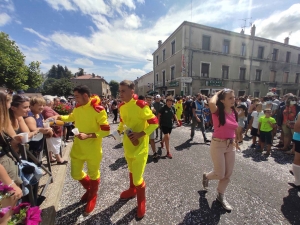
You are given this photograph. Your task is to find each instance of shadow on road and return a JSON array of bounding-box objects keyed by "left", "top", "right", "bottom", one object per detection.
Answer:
[
  {"left": 242, "top": 147, "right": 293, "bottom": 164},
  {"left": 80, "top": 199, "right": 135, "bottom": 225},
  {"left": 175, "top": 139, "right": 207, "bottom": 151},
  {"left": 270, "top": 150, "right": 294, "bottom": 165},
  {"left": 109, "top": 157, "right": 128, "bottom": 171},
  {"left": 113, "top": 143, "right": 123, "bottom": 149},
  {"left": 56, "top": 202, "right": 85, "bottom": 224},
  {"left": 178, "top": 190, "right": 226, "bottom": 225},
  {"left": 281, "top": 187, "right": 300, "bottom": 225},
  {"left": 242, "top": 148, "right": 268, "bottom": 162}
]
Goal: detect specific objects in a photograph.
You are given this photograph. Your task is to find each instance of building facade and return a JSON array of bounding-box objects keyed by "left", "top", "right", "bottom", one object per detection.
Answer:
[
  {"left": 152, "top": 21, "right": 300, "bottom": 97},
  {"left": 71, "top": 74, "right": 111, "bottom": 98},
  {"left": 134, "top": 71, "right": 155, "bottom": 96}
]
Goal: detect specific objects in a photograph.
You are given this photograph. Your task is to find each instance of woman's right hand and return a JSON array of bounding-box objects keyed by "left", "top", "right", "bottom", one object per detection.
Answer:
[
  {"left": 39, "top": 128, "right": 52, "bottom": 134},
  {"left": 9, "top": 183, "right": 23, "bottom": 200}
]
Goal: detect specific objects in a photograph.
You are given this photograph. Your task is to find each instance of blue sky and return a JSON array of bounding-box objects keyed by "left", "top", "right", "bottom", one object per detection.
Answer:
[{"left": 1, "top": 0, "right": 300, "bottom": 82}]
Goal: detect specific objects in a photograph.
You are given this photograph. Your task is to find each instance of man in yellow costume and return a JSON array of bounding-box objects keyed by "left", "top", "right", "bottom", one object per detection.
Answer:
[
  {"left": 117, "top": 80, "right": 158, "bottom": 219},
  {"left": 175, "top": 96, "right": 183, "bottom": 125},
  {"left": 54, "top": 85, "right": 110, "bottom": 215}
]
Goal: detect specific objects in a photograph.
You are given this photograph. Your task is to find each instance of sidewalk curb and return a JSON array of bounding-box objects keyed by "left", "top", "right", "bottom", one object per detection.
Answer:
[{"left": 40, "top": 143, "right": 72, "bottom": 225}]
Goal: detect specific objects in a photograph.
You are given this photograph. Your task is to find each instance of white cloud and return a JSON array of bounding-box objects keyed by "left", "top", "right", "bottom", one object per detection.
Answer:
[
  {"left": 72, "top": 0, "right": 109, "bottom": 15},
  {"left": 124, "top": 14, "right": 141, "bottom": 29},
  {"left": 253, "top": 3, "right": 300, "bottom": 47},
  {"left": 0, "top": 0, "right": 14, "bottom": 12},
  {"left": 50, "top": 0, "right": 255, "bottom": 65},
  {"left": 74, "top": 58, "right": 94, "bottom": 66},
  {"left": 44, "top": 0, "right": 76, "bottom": 11},
  {"left": 26, "top": 0, "right": 300, "bottom": 83},
  {"left": 0, "top": 13, "right": 10, "bottom": 26},
  {"left": 18, "top": 43, "right": 50, "bottom": 65},
  {"left": 113, "top": 65, "right": 145, "bottom": 80},
  {"left": 24, "top": 28, "right": 51, "bottom": 42},
  {"left": 110, "top": 0, "right": 136, "bottom": 10}
]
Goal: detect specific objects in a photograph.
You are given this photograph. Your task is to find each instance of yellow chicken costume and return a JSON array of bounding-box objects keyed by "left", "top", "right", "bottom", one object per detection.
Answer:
[
  {"left": 60, "top": 95, "right": 110, "bottom": 214},
  {"left": 175, "top": 99, "right": 183, "bottom": 121},
  {"left": 117, "top": 96, "right": 158, "bottom": 219}
]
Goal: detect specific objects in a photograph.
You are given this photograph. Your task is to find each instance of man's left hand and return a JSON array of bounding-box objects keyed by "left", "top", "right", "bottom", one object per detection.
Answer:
[
  {"left": 129, "top": 132, "right": 145, "bottom": 142},
  {"left": 77, "top": 133, "right": 90, "bottom": 140}
]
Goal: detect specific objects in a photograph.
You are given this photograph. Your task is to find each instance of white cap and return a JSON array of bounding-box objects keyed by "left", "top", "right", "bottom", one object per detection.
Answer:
[{"left": 156, "top": 94, "right": 161, "bottom": 98}]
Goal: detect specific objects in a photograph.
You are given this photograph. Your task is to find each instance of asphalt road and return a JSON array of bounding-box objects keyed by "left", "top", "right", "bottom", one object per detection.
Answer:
[{"left": 55, "top": 122, "right": 300, "bottom": 225}]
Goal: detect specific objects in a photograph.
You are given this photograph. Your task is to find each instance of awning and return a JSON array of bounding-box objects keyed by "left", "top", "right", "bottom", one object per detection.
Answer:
[{"left": 147, "top": 90, "right": 158, "bottom": 95}]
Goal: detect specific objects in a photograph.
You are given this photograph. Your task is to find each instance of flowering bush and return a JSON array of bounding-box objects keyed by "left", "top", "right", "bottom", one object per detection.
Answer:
[
  {"left": 53, "top": 103, "right": 72, "bottom": 115},
  {"left": 0, "top": 182, "right": 41, "bottom": 225}
]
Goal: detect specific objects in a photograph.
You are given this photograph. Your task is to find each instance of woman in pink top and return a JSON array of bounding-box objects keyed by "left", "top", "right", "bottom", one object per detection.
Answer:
[{"left": 202, "top": 89, "right": 239, "bottom": 211}]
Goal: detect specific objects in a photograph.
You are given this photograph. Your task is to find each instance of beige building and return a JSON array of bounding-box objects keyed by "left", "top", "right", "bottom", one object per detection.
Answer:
[
  {"left": 134, "top": 71, "right": 156, "bottom": 96},
  {"left": 71, "top": 74, "right": 111, "bottom": 98},
  {"left": 152, "top": 21, "right": 300, "bottom": 97}
]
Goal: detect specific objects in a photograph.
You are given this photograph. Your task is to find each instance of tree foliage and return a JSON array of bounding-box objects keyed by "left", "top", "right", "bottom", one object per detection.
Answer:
[
  {"left": 76, "top": 68, "right": 84, "bottom": 76},
  {"left": 109, "top": 80, "right": 119, "bottom": 98},
  {"left": 48, "top": 64, "right": 72, "bottom": 79},
  {"left": 42, "top": 77, "right": 74, "bottom": 97},
  {"left": 0, "top": 32, "right": 43, "bottom": 90}
]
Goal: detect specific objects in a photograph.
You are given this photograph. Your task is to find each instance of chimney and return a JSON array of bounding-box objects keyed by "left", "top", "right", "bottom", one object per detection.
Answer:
[
  {"left": 158, "top": 40, "right": 162, "bottom": 48},
  {"left": 240, "top": 29, "right": 244, "bottom": 34},
  {"left": 284, "top": 37, "right": 289, "bottom": 45},
  {"left": 251, "top": 24, "right": 256, "bottom": 36}
]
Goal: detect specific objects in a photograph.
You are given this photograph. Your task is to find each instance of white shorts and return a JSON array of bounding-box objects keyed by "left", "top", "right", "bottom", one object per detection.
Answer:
[
  {"left": 46, "top": 137, "right": 61, "bottom": 155},
  {"left": 149, "top": 131, "right": 155, "bottom": 140}
]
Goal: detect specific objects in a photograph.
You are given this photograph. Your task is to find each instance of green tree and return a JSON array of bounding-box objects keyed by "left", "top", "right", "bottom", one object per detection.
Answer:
[
  {"left": 26, "top": 61, "right": 44, "bottom": 89},
  {"left": 77, "top": 68, "right": 84, "bottom": 76},
  {"left": 42, "top": 78, "right": 74, "bottom": 97},
  {"left": 0, "top": 32, "right": 43, "bottom": 90},
  {"left": 109, "top": 80, "right": 119, "bottom": 98},
  {"left": 48, "top": 64, "right": 73, "bottom": 79}
]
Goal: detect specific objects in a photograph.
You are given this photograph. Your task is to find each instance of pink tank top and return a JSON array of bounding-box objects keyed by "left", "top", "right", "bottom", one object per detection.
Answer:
[{"left": 212, "top": 110, "right": 238, "bottom": 139}]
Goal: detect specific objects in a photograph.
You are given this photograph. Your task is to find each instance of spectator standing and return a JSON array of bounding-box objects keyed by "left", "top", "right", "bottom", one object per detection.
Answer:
[
  {"left": 191, "top": 93, "right": 210, "bottom": 143},
  {"left": 249, "top": 103, "right": 264, "bottom": 149},
  {"left": 42, "top": 100, "right": 68, "bottom": 165},
  {"left": 291, "top": 112, "right": 300, "bottom": 186},
  {"left": 184, "top": 96, "right": 192, "bottom": 124},
  {"left": 258, "top": 108, "right": 277, "bottom": 155},
  {"left": 152, "top": 95, "right": 164, "bottom": 140},
  {"left": 145, "top": 96, "right": 158, "bottom": 159},
  {"left": 158, "top": 96, "right": 179, "bottom": 159},
  {"left": 25, "top": 97, "right": 53, "bottom": 163},
  {"left": 111, "top": 100, "right": 118, "bottom": 123}
]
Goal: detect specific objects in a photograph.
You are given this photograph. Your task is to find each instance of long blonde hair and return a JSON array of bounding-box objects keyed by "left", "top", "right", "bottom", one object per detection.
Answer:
[{"left": 0, "top": 91, "right": 11, "bottom": 133}]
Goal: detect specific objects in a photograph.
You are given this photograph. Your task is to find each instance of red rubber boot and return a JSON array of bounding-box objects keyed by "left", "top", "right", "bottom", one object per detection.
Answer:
[
  {"left": 136, "top": 181, "right": 146, "bottom": 219},
  {"left": 84, "top": 178, "right": 100, "bottom": 214},
  {"left": 79, "top": 175, "right": 90, "bottom": 202},
  {"left": 120, "top": 173, "right": 137, "bottom": 199}
]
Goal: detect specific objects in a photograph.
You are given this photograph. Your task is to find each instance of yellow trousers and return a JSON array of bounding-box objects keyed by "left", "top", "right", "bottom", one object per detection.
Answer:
[
  {"left": 176, "top": 110, "right": 182, "bottom": 120},
  {"left": 70, "top": 153, "right": 102, "bottom": 180},
  {"left": 125, "top": 152, "right": 148, "bottom": 186}
]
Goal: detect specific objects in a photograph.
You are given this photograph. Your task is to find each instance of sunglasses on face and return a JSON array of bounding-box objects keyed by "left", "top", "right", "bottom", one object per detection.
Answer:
[{"left": 264, "top": 111, "right": 271, "bottom": 113}]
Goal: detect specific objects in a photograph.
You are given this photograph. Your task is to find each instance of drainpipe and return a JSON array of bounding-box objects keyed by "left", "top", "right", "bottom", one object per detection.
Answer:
[{"left": 248, "top": 25, "right": 256, "bottom": 95}]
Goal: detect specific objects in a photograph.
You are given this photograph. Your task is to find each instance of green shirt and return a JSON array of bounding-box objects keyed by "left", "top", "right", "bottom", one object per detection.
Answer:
[
  {"left": 159, "top": 105, "right": 175, "bottom": 128},
  {"left": 259, "top": 116, "right": 276, "bottom": 132}
]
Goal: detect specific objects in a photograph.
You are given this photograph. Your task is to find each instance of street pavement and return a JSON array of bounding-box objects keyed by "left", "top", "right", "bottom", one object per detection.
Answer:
[{"left": 55, "top": 122, "right": 300, "bottom": 225}]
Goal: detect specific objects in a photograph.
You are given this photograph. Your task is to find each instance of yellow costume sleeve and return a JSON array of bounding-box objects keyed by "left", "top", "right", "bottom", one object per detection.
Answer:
[
  {"left": 142, "top": 106, "right": 158, "bottom": 136},
  {"left": 61, "top": 112, "right": 75, "bottom": 122},
  {"left": 118, "top": 118, "right": 124, "bottom": 133},
  {"left": 95, "top": 110, "right": 110, "bottom": 138}
]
